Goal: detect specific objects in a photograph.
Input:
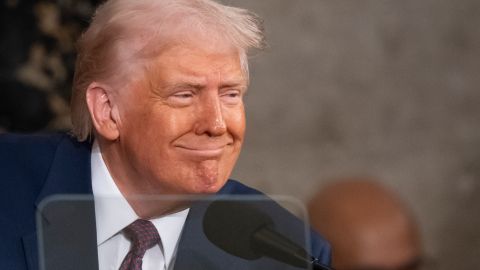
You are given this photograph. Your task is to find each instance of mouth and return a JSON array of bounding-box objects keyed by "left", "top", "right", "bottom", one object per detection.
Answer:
[{"left": 175, "top": 144, "right": 231, "bottom": 158}]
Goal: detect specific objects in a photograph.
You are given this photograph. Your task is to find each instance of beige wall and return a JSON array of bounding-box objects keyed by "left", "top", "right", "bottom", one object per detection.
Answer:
[{"left": 228, "top": 1, "right": 480, "bottom": 269}]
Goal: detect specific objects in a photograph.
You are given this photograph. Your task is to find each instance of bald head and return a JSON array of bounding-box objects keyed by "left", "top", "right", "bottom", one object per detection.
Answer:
[{"left": 308, "top": 179, "right": 422, "bottom": 270}]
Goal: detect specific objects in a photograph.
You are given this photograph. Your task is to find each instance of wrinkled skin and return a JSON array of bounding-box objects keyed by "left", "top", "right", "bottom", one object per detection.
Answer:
[{"left": 96, "top": 42, "right": 247, "bottom": 216}]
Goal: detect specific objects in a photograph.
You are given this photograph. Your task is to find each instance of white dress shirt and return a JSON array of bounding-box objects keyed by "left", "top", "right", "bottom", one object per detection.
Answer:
[{"left": 91, "top": 142, "right": 189, "bottom": 270}]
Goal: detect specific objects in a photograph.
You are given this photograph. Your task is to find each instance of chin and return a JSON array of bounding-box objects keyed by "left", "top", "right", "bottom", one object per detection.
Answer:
[{"left": 190, "top": 177, "right": 227, "bottom": 194}]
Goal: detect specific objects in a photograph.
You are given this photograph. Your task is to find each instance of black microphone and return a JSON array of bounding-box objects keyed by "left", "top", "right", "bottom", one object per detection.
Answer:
[{"left": 203, "top": 200, "right": 334, "bottom": 270}]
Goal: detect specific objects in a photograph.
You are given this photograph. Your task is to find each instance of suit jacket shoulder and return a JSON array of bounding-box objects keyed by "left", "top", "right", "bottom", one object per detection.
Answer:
[
  {"left": 0, "top": 133, "right": 92, "bottom": 270},
  {"left": 0, "top": 133, "right": 64, "bottom": 196}
]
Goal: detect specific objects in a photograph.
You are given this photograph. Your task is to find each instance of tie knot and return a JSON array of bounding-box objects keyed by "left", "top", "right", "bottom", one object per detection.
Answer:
[{"left": 124, "top": 219, "right": 160, "bottom": 257}]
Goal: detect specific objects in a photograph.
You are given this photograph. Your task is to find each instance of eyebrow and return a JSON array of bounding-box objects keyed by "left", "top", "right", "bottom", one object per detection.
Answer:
[
  {"left": 166, "top": 80, "right": 247, "bottom": 90},
  {"left": 168, "top": 82, "right": 205, "bottom": 90}
]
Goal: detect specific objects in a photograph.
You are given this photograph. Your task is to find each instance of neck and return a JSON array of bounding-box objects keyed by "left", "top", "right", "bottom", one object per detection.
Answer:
[{"left": 97, "top": 138, "right": 188, "bottom": 218}]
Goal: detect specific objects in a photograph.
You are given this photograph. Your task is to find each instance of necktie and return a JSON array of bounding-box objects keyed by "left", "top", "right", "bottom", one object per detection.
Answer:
[{"left": 119, "top": 219, "right": 160, "bottom": 270}]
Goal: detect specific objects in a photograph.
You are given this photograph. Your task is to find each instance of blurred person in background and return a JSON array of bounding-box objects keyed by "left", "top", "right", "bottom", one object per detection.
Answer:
[{"left": 308, "top": 179, "right": 422, "bottom": 270}]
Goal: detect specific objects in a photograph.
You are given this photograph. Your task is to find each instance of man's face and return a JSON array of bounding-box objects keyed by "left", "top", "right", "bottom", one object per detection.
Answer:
[{"left": 114, "top": 43, "right": 247, "bottom": 195}]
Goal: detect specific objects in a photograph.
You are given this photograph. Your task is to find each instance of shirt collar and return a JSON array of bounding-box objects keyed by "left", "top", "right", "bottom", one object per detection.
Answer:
[
  {"left": 90, "top": 141, "right": 189, "bottom": 266},
  {"left": 91, "top": 141, "right": 138, "bottom": 245}
]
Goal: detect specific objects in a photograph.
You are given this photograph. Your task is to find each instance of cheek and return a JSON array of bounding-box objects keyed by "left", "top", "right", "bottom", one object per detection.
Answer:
[
  {"left": 226, "top": 106, "right": 246, "bottom": 139},
  {"left": 147, "top": 109, "right": 199, "bottom": 142}
]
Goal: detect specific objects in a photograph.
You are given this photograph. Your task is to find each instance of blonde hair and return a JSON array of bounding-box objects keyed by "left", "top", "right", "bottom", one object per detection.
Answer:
[{"left": 71, "top": 0, "right": 266, "bottom": 141}]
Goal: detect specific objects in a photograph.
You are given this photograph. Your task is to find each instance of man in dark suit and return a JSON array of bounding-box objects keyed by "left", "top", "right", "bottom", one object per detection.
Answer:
[{"left": 0, "top": 0, "right": 331, "bottom": 269}]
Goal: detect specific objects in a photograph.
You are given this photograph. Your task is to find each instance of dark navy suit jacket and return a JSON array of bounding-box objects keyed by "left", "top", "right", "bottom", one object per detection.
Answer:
[{"left": 0, "top": 133, "right": 331, "bottom": 270}]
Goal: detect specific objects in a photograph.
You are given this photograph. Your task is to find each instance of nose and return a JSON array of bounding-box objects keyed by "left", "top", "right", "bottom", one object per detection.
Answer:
[{"left": 194, "top": 94, "right": 227, "bottom": 137}]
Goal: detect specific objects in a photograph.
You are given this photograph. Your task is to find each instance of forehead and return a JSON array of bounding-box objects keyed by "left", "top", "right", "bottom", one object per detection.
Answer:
[{"left": 145, "top": 42, "right": 246, "bottom": 85}]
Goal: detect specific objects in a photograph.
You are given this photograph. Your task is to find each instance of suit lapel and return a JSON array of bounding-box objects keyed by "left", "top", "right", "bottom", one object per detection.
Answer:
[
  {"left": 38, "top": 198, "right": 98, "bottom": 270},
  {"left": 173, "top": 200, "right": 243, "bottom": 270},
  {"left": 22, "top": 135, "right": 97, "bottom": 270},
  {"left": 22, "top": 232, "right": 39, "bottom": 270}
]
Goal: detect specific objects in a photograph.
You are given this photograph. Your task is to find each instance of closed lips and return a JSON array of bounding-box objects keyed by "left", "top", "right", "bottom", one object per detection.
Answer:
[
  {"left": 175, "top": 142, "right": 232, "bottom": 157},
  {"left": 175, "top": 139, "right": 233, "bottom": 151}
]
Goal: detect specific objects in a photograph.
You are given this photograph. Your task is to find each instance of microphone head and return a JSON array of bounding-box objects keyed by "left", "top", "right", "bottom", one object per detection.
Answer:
[{"left": 203, "top": 200, "right": 274, "bottom": 260}]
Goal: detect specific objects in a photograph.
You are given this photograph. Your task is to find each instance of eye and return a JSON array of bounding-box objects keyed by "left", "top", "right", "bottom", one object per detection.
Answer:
[
  {"left": 221, "top": 89, "right": 243, "bottom": 105},
  {"left": 168, "top": 90, "right": 195, "bottom": 106},
  {"left": 173, "top": 92, "right": 194, "bottom": 99}
]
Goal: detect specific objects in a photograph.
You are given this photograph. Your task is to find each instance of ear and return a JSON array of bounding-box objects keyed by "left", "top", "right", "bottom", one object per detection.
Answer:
[{"left": 85, "top": 82, "right": 120, "bottom": 141}]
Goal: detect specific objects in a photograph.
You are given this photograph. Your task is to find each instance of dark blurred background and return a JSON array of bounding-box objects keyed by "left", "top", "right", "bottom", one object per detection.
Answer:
[
  {"left": 1, "top": 0, "right": 479, "bottom": 269},
  {"left": 0, "top": 0, "right": 101, "bottom": 132}
]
